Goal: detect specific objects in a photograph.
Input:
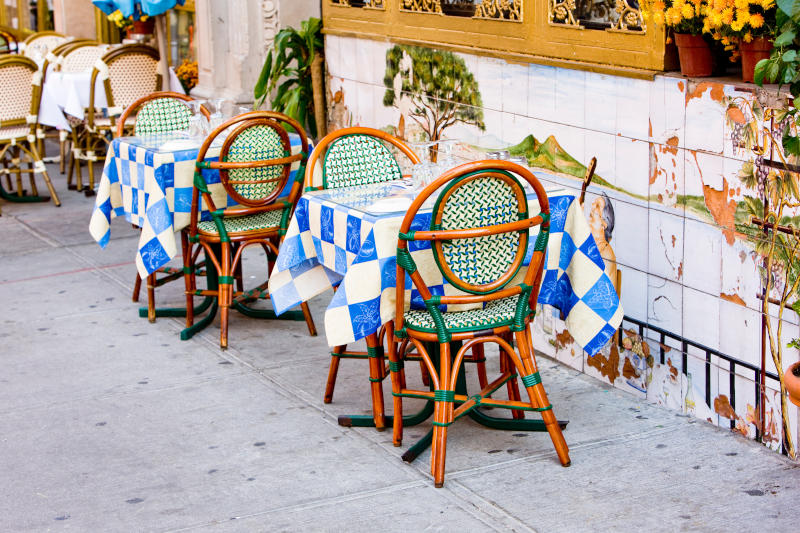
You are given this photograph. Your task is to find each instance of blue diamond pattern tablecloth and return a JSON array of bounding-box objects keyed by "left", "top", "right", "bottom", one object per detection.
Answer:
[
  {"left": 89, "top": 133, "right": 305, "bottom": 277},
  {"left": 268, "top": 181, "right": 623, "bottom": 356}
]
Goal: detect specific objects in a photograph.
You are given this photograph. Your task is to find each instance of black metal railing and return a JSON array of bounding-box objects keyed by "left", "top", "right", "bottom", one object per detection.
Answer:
[{"left": 620, "top": 315, "right": 782, "bottom": 451}]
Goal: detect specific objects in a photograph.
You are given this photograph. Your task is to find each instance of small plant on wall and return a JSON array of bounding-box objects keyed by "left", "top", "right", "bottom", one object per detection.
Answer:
[{"left": 383, "top": 45, "right": 485, "bottom": 141}]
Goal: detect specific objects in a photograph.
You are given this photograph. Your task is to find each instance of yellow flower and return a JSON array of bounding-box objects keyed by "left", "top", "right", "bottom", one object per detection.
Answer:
[
  {"left": 735, "top": 9, "right": 750, "bottom": 24},
  {"left": 653, "top": 1, "right": 666, "bottom": 11},
  {"left": 743, "top": 32, "right": 753, "bottom": 42},
  {"left": 734, "top": 0, "right": 748, "bottom": 9},
  {"left": 681, "top": 2, "right": 696, "bottom": 18},
  {"left": 731, "top": 19, "right": 745, "bottom": 31},
  {"left": 749, "top": 12, "right": 764, "bottom": 28},
  {"left": 653, "top": 11, "right": 665, "bottom": 25},
  {"left": 760, "top": 0, "right": 774, "bottom": 8},
  {"left": 722, "top": 7, "right": 734, "bottom": 23}
]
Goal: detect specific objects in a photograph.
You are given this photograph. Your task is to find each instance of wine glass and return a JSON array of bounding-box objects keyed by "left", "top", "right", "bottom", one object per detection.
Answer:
[
  {"left": 409, "top": 141, "right": 436, "bottom": 189},
  {"left": 186, "top": 99, "right": 209, "bottom": 139}
]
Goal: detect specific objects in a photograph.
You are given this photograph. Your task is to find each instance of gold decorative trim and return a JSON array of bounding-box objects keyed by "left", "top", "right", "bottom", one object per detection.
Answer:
[
  {"left": 608, "top": 0, "right": 645, "bottom": 33},
  {"left": 330, "top": 0, "right": 386, "bottom": 8},
  {"left": 400, "top": 0, "right": 442, "bottom": 14},
  {"left": 549, "top": 0, "right": 582, "bottom": 27},
  {"left": 474, "top": 0, "right": 522, "bottom": 21}
]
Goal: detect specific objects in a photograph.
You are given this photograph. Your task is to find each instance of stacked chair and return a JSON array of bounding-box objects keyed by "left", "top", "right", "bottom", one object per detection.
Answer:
[
  {"left": 388, "top": 159, "right": 571, "bottom": 487},
  {"left": 20, "top": 31, "right": 67, "bottom": 60},
  {"left": 0, "top": 55, "right": 60, "bottom": 213},
  {"left": 185, "top": 111, "right": 316, "bottom": 349},
  {"left": 0, "top": 27, "right": 17, "bottom": 54}
]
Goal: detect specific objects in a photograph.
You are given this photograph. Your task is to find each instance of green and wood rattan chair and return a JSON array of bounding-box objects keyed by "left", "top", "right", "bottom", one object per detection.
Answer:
[
  {"left": 306, "top": 127, "right": 492, "bottom": 430},
  {"left": 185, "top": 111, "right": 316, "bottom": 349},
  {"left": 117, "top": 91, "right": 210, "bottom": 322},
  {"left": 388, "top": 159, "right": 570, "bottom": 487},
  {"left": 20, "top": 31, "right": 67, "bottom": 60},
  {"left": 77, "top": 44, "right": 161, "bottom": 195},
  {"left": 0, "top": 55, "right": 60, "bottom": 210}
]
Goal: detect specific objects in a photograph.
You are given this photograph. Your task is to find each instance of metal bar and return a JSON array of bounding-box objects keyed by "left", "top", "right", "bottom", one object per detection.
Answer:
[
  {"left": 660, "top": 332, "right": 665, "bottom": 365},
  {"left": 730, "top": 361, "right": 736, "bottom": 430},
  {"left": 705, "top": 350, "right": 711, "bottom": 409}
]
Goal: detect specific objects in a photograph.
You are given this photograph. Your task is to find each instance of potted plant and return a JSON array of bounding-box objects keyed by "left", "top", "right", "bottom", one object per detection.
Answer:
[
  {"left": 254, "top": 17, "right": 325, "bottom": 139},
  {"left": 784, "top": 356, "right": 800, "bottom": 407},
  {"left": 646, "top": 0, "right": 713, "bottom": 76},
  {"left": 705, "top": 0, "right": 776, "bottom": 82},
  {"left": 107, "top": 7, "right": 155, "bottom": 37}
]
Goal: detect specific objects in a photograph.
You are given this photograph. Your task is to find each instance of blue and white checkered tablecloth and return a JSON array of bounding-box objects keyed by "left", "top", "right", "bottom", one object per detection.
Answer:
[
  {"left": 89, "top": 133, "right": 305, "bottom": 277},
  {"left": 268, "top": 180, "right": 623, "bottom": 355}
]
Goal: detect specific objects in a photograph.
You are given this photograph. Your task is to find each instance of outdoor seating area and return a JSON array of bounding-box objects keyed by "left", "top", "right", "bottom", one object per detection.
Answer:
[{"left": 3, "top": 0, "right": 800, "bottom": 530}]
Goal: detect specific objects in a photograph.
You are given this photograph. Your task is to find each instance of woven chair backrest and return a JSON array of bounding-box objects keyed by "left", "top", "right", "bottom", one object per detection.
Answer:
[
  {"left": 60, "top": 44, "right": 105, "bottom": 73},
  {"left": 103, "top": 48, "right": 160, "bottom": 111},
  {"left": 23, "top": 33, "right": 67, "bottom": 59},
  {"left": 0, "top": 56, "right": 37, "bottom": 124},
  {"left": 0, "top": 30, "right": 15, "bottom": 54},
  {"left": 322, "top": 133, "right": 402, "bottom": 189},
  {"left": 218, "top": 119, "right": 292, "bottom": 206},
  {"left": 133, "top": 96, "right": 193, "bottom": 136},
  {"left": 430, "top": 170, "right": 530, "bottom": 294}
]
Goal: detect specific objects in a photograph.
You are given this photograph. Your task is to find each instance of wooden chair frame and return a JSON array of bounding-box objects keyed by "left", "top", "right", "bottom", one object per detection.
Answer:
[
  {"left": 0, "top": 27, "right": 17, "bottom": 54},
  {"left": 185, "top": 111, "right": 316, "bottom": 349},
  {"left": 0, "top": 55, "right": 59, "bottom": 208},
  {"left": 20, "top": 31, "right": 66, "bottom": 59},
  {"left": 117, "top": 92, "right": 210, "bottom": 321},
  {"left": 388, "top": 159, "right": 570, "bottom": 487},
  {"left": 76, "top": 44, "right": 162, "bottom": 194}
]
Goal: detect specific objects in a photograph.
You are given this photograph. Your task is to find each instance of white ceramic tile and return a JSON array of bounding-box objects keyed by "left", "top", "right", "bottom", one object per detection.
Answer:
[
  {"left": 338, "top": 36, "right": 358, "bottom": 82},
  {"left": 477, "top": 55, "right": 504, "bottom": 112},
  {"left": 612, "top": 200, "right": 648, "bottom": 272},
  {"left": 683, "top": 218, "right": 722, "bottom": 295},
  {"left": 649, "top": 75, "right": 687, "bottom": 146},
  {"left": 718, "top": 299, "right": 761, "bottom": 367},
  {"left": 618, "top": 264, "right": 648, "bottom": 322},
  {"left": 649, "top": 144, "right": 685, "bottom": 213},
  {"left": 720, "top": 237, "right": 761, "bottom": 312},
  {"left": 683, "top": 286, "right": 721, "bottom": 349},
  {"left": 615, "top": 77, "right": 650, "bottom": 141},
  {"left": 584, "top": 131, "right": 616, "bottom": 188},
  {"left": 554, "top": 67, "right": 585, "bottom": 129},
  {"left": 648, "top": 209, "right": 684, "bottom": 283},
  {"left": 528, "top": 63, "right": 556, "bottom": 122},
  {"left": 355, "top": 82, "right": 374, "bottom": 127},
  {"left": 684, "top": 81, "right": 725, "bottom": 153},
  {"left": 502, "top": 61, "right": 529, "bottom": 116},
  {"left": 324, "top": 35, "right": 342, "bottom": 78},
  {"left": 684, "top": 351, "right": 717, "bottom": 422},
  {"left": 501, "top": 112, "right": 536, "bottom": 147},
  {"left": 647, "top": 275, "right": 683, "bottom": 336},
  {"left": 647, "top": 357, "right": 686, "bottom": 412},
  {"left": 615, "top": 137, "right": 650, "bottom": 199},
  {"left": 546, "top": 122, "right": 585, "bottom": 168},
  {"left": 583, "top": 71, "right": 617, "bottom": 135},
  {"left": 370, "top": 39, "right": 390, "bottom": 87},
  {"left": 353, "top": 38, "right": 374, "bottom": 84},
  {"left": 373, "top": 84, "right": 400, "bottom": 132}
]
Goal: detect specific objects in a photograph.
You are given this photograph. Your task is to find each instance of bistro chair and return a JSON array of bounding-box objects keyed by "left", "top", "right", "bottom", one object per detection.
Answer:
[
  {"left": 38, "top": 40, "right": 100, "bottom": 174},
  {"left": 388, "top": 159, "right": 570, "bottom": 487},
  {"left": 0, "top": 27, "right": 17, "bottom": 54},
  {"left": 0, "top": 55, "right": 60, "bottom": 209},
  {"left": 305, "top": 127, "right": 491, "bottom": 426},
  {"left": 77, "top": 44, "right": 161, "bottom": 194},
  {"left": 117, "top": 92, "right": 210, "bottom": 322},
  {"left": 20, "top": 31, "right": 67, "bottom": 60},
  {"left": 185, "top": 111, "right": 316, "bottom": 349}
]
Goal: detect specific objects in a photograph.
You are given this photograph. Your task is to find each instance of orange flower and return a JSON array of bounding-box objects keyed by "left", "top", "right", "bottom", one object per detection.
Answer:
[{"left": 749, "top": 12, "right": 764, "bottom": 28}]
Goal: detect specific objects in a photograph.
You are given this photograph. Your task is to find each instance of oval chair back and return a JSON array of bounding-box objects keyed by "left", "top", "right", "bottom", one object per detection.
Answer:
[
  {"left": 20, "top": 31, "right": 67, "bottom": 59},
  {"left": 395, "top": 160, "right": 551, "bottom": 336},
  {"left": 0, "top": 55, "right": 40, "bottom": 132},
  {"left": 305, "top": 126, "right": 420, "bottom": 190},
  {"left": 58, "top": 41, "right": 106, "bottom": 74},
  {"left": 116, "top": 91, "right": 209, "bottom": 138},
  {"left": 89, "top": 44, "right": 162, "bottom": 130}
]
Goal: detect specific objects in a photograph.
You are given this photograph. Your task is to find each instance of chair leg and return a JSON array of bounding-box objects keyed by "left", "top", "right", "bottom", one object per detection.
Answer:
[
  {"left": 300, "top": 302, "right": 316, "bottom": 336},
  {"left": 500, "top": 349, "right": 525, "bottom": 420},
  {"left": 514, "top": 328, "right": 570, "bottom": 467},
  {"left": 59, "top": 132, "right": 66, "bottom": 175},
  {"left": 146, "top": 272, "right": 156, "bottom": 323},
  {"left": 28, "top": 144, "right": 60, "bottom": 206},
  {"left": 324, "top": 345, "right": 344, "bottom": 403},
  {"left": 366, "top": 333, "right": 386, "bottom": 430},
  {"left": 132, "top": 272, "right": 142, "bottom": 302},
  {"left": 183, "top": 234, "right": 195, "bottom": 328},
  {"left": 431, "top": 341, "right": 453, "bottom": 488},
  {"left": 419, "top": 360, "right": 430, "bottom": 386},
  {"left": 219, "top": 242, "right": 232, "bottom": 349},
  {"left": 470, "top": 343, "right": 489, "bottom": 390},
  {"left": 386, "top": 324, "right": 406, "bottom": 447},
  {"left": 27, "top": 160, "right": 39, "bottom": 196}
]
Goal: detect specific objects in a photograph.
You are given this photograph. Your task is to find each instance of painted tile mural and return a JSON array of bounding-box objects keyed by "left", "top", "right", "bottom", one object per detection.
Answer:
[{"left": 324, "top": 34, "right": 800, "bottom": 456}]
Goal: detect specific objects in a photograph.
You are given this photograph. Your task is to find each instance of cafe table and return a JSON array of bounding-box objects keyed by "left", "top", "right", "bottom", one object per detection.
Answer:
[
  {"left": 268, "top": 175, "right": 623, "bottom": 448},
  {"left": 88, "top": 131, "right": 308, "bottom": 336}
]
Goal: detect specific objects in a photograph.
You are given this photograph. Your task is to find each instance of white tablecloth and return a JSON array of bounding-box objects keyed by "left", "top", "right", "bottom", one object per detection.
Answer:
[{"left": 38, "top": 66, "right": 186, "bottom": 131}]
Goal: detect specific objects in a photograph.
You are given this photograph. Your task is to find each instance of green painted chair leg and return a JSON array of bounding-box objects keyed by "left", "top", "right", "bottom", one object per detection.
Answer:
[
  {"left": 401, "top": 428, "right": 433, "bottom": 463},
  {"left": 232, "top": 301, "right": 305, "bottom": 321},
  {"left": 338, "top": 399, "right": 435, "bottom": 428},
  {"left": 0, "top": 182, "right": 49, "bottom": 203},
  {"left": 139, "top": 295, "right": 214, "bottom": 319},
  {"left": 181, "top": 300, "right": 219, "bottom": 340}
]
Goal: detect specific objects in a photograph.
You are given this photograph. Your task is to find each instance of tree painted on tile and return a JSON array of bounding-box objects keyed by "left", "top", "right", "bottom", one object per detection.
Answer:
[{"left": 383, "top": 45, "right": 484, "bottom": 142}]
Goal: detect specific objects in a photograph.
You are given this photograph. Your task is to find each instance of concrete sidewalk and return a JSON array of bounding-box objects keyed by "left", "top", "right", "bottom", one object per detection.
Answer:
[{"left": 1, "top": 160, "right": 798, "bottom": 532}]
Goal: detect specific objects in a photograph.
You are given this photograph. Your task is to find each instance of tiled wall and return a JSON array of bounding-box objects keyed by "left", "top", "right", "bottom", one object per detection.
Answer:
[{"left": 324, "top": 34, "right": 799, "bottom": 451}]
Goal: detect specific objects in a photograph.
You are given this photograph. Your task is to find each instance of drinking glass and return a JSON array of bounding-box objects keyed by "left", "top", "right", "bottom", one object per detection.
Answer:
[
  {"left": 409, "top": 141, "right": 436, "bottom": 189},
  {"left": 187, "top": 100, "right": 209, "bottom": 139},
  {"left": 208, "top": 98, "right": 232, "bottom": 131}
]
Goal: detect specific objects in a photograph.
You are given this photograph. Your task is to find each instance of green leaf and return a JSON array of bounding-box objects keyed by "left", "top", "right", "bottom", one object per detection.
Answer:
[
  {"left": 783, "top": 133, "right": 800, "bottom": 156},
  {"left": 254, "top": 51, "right": 274, "bottom": 100},
  {"left": 784, "top": 49, "right": 798, "bottom": 63},
  {"left": 778, "top": 0, "right": 800, "bottom": 20},
  {"left": 754, "top": 58, "right": 771, "bottom": 85},
  {"left": 776, "top": 29, "right": 797, "bottom": 47}
]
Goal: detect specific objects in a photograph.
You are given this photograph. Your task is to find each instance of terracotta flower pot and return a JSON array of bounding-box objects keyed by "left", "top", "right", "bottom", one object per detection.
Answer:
[
  {"left": 740, "top": 37, "right": 773, "bottom": 83},
  {"left": 786, "top": 361, "right": 800, "bottom": 408},
  {"left": 674, "top": 33, "right": 713, "bottom": 77},
  {"left": 130, "top": 18, "right": 155, "bottom": 35}
]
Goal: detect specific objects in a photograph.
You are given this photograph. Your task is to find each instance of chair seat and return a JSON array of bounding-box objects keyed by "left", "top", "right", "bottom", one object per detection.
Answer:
[
  {"left": 0, "top": 125, "right": 30, "bottom": 141},
  {"left": 197, "top": 209, "right": 283, "bottom": 236},
  {"left": 404, "top": 294, "right": 530, "bottom": 333}
]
